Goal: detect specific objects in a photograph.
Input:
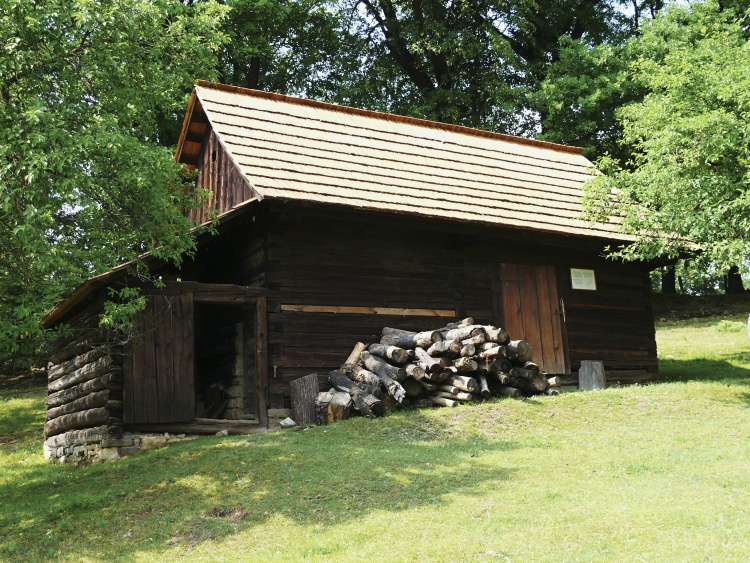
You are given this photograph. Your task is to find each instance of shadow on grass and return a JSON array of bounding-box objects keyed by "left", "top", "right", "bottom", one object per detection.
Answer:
[
  {"left": 659, "top": 355, "right": 750, "bottom": 386},
  {"left": 0, "top": 407, "right": 521, "bottom": 561}
]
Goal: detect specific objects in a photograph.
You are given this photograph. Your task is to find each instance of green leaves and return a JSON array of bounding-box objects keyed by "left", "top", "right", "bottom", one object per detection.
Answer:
[
  {"left": 583, "top": 1, "right": 750, "bottom": 268},
  {"left": 0, "top": 0, "right": 226, "bottom": 362}
]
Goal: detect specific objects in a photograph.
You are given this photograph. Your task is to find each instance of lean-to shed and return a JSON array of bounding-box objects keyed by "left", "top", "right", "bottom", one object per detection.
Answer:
[{"left": 43, "top": 82, "right": 658, "bottom": 461}]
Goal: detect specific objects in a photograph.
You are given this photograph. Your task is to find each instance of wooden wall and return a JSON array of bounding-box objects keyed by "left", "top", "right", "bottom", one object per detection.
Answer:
[
  {"left": 192, "top": 202, "right": 657, "bottom": 407},
  {"left": 188, "top": 129, "right": 255, "bottom": 225}
]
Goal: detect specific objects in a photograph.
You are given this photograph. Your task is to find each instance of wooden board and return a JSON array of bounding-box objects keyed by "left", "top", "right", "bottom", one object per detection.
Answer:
[{"left": 499, "top": 264, "right": 567, "bottom": 375}]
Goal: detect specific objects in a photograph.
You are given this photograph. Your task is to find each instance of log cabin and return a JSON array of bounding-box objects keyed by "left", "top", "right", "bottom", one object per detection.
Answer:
[{"left": 42, "top": 81, "right": 659, "bottom": 462}]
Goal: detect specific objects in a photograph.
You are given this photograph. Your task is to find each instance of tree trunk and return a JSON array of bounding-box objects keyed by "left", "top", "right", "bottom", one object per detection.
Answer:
[
  {"left": 290, "top": 374, "right": 320, "bottom": 425},
  {"left": 726, "top": 265, "right": 745, "bottom": 294},
  {"left": 661, "top": 265, "right": 677, "bottom": 294}
]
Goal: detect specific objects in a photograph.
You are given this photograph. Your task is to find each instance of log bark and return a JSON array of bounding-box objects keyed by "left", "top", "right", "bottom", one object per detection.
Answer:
[
  {"left": 380, "top": 328, "right": 441, "bottom": 349},
  {"left": 401, "top": 378, "right": 424, "bottom": 398},
  {"left": 426, "top": 340, "right": 461, "bottom": 357},
  {"left": 46, "top": 372, "right": 119, "bottom": 408},
  {"left": 435, "top": 317, "right": 474, "bottom": 332},
  {"left": 413, "top": 346, "right": 442, "bottom": 374},
  {"left": 428, "top": 396, "right": 457, "bottom": 407},
  {"left": 547, "top": 376, "right": 561, "bottom": 388},
  {"left": 404, "top": 363, "right": 427, "bottom": 381},
  {"left": 48, "top": 355, "right": 114, "bottom": 393},
  {"left": 361, "top": 352, "right": 406, "bottom": 403},
  {"left": 380, "top": 332, "right": 419, "bottom": 349},
  {"left": 315, "top": 389, "right": 336, "bottom": 425},
  {"left": 328, "top": 370, "right": 355, "bottom": 392},
  {"left": 459, "top": 344, "right": 475, "bottom": 357},
  {"left": 341, "top": 363, "right": 381, "bottom": 387},
  {"left": 328, "top": 392, "right": 353, "bottom": 422},
  {"left": 438, "top": 385, "right": 461, "bottom": 394},
  {"left": 444, "top": 325, "right": 486, "bottom": 342},
  {"left": 478, "top": 345, "right": 505, "bottom": 359},
  {"left": 579, "top": 360, "right": 606, "bottom": 390},
  {"left": 368, "top": 343, "right": 409, "bottom": 364},
  {"left": 523, "top": 361, "right": 540, "bottom": 377},
  {"left": 418, "top": 380, "right": 437, "bottom": 392},
  {"left": 483, "top": 326, "right": 509, "bottom": 344},
  {"left": 498, "top": 386, "right": 522, "bottom": 398},
  {"left": 478, "top": 374, "right": 491, "bottom": 398},
  {"left": 362, "top": 351, "right": 406, "bottom": 381},
  {"left": 48, "top": 347, "right": 107, "bottom": 382},
  {"left": 450, "top": 375, "right": 479, "bottom": 393},
  {"left": 349, "top": 386, "right": 385, "bottom": 418},
  {"left": 505, "top": 340, "right": 532, "bottom": 362},
  {"left": 344, "top": 342, "right": 368, "bottom": 365},
  {"left": 44, "top": 407, "right": 109, "bottom": 438},
  {"left": 452, "top": 357, "right": 478, "bottom": 373},
  {"left": 46, "top": 390, "right": 109, "bottom": 421},
  {"left": 290, "top": 374, "right": 320, "bottom": 425},
  {"left": 461, "top": 333, "right": 486, "bottom": 347}
]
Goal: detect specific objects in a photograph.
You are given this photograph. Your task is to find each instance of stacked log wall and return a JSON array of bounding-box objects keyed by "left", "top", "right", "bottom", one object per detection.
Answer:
[{"left": 44, "top": 309, "right": 126, "bottom": 463}]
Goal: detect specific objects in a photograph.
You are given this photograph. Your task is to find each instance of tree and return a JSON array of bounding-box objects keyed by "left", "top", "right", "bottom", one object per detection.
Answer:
[
  {"left": 582, "top": 2, "right": 750, "bottom": 273},
  {"left": 0, "top": 0, "right": 227, "bottom": 365}
]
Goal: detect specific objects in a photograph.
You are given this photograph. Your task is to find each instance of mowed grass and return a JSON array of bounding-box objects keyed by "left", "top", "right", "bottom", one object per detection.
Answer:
[{"left": 2, "top": 315, "right": 750, "bottom": 562}]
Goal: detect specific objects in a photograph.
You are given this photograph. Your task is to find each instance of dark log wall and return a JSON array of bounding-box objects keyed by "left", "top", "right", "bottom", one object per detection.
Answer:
[
  {"left": 188, "top": 129, "right": 255, "bottom": 225},
  {"left": 251, "top": 202, "right": 657, "bottom": 406}
]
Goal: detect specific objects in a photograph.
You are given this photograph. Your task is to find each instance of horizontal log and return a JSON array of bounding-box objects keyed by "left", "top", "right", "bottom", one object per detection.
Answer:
[
  {"left": 368, "top": 343, "right": 409, "bottom": 364},
  {"left": 452, "top": 357, "right": 478, "bottom": 373},
  {"left": 483, "top": 326, "right": 509, "bottom": 345},
  {"left": 450, "top": 375, "right": 479, "bottom": 393},
  {"left": 44, "top": 425, "right": 109, "bottom": 449},
  {"left": 426, "top": 340, "right": 461, "bottom": 357},
  {"left": 414, "top": 346, "right": 442, "bottom": 374},
  {"left": 46, "top": 372, "right": 119, "bottom": 408},
  {"left": 344, "top": 342, "right": 368, "bottom": 366},
  {"left": 44, "top": 407, "right": 109, "bottom": 438},
  {"left": 362, "top": 351, "right": 406, "bottom": 382},
  {"left": 349, "top": 386, "right": 384, "bottom": 418},
  {"left": 435, "top": 318, "right": 474, "bottom": 332},
  {"left": 405, "top": 363, "right": 427, "bottom": 381},
  {"left": 461, "top": 334, "right": 486, "bottom": 347},
  {"left": 428, "top": 396, "right": 456, "bottom": 407},
  {"left": 547, "top": 376, "right": 561, "bottom": 388},
  {"left": 280, "top": 305, "right": 455, "bottom": 316},
  {"left": 505, "top": 340, "right": 532, "bottom": 362},
  {"left": 479, "top": 345, "right": 505, "bottom": 359},
  {"left": 361, "top": 352, "right": 406, "bottom": 403},
  {"left": 340, "top": 363, "right": 381, "bottom": 387},
  {"left": 48, "top": 347, "right": 107, "bottom": 382},
  {"left": 46, "top": 390, "right": 109, "bottom": 421},
  {"left": 444, "top": 325, "right": 486, "bottom": 342},
  {"left": 418, "top": 380, "right": 437, "bottom": 392},
  {"left": 48, "top": 356, "right": 115, "bottom": 393},
  {"left": 460, "top": 344, "right": 475, "bottom": 357}
]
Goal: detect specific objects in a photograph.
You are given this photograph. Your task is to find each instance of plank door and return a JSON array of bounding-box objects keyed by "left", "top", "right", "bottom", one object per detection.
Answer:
[
  {"left": 499, "top": 264, "right": 568, "bottom": 374},
  {"left": 124, "top": 292, "right": 195, "bottom": 424}
]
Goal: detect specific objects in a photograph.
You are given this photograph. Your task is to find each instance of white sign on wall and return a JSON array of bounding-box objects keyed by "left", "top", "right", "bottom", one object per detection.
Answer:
[{"left": 570, "top": 268, "right": 597, "bottom": 291}]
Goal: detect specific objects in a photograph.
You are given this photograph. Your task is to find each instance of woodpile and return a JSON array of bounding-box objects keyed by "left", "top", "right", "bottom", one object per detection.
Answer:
[{"left": 296, "top": 317, "right": 559, "bottom": 426}]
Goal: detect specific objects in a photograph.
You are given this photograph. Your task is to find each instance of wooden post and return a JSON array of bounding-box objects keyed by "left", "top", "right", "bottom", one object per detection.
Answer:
[
  {"left": 579, "top": 360, "right": 606, "bottom": 390},
  {"left": 255, "top": 296, "right": 269, "bottom": 428},
  {"left": 290, "top": 374, "right": 320, "bottom": 425}
]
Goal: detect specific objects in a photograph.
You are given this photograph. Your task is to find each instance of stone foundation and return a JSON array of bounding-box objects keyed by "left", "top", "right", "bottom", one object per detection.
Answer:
[{"left": 44, "top": 430, "right": 198, "bottom": 464}]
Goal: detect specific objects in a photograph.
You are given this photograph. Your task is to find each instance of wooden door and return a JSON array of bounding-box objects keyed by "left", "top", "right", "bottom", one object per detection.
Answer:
[
  {"left": 499, "top": 264, "right": 568, "bottom": 374},
  {"left": 124, "top": 292, "right": 195, "bottom": 424}
]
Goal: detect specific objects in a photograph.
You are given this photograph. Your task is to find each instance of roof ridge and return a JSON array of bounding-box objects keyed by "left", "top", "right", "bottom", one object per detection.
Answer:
[{"left": 194, "top": 81, "right": 584, "bottom": 156}]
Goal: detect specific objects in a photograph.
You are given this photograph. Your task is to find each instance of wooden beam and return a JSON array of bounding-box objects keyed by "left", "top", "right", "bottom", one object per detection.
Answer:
[
  {"left": 280, "top": 305, "right": 456, "bottom": 317},
  {"left": 255, "top": 296, "right": 269, "bottom": 429}
]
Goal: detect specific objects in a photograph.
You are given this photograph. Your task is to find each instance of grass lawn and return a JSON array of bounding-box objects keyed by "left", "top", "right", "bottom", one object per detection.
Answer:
[{"left": 2, "top": 313, "right": 750, "bottom": 562}]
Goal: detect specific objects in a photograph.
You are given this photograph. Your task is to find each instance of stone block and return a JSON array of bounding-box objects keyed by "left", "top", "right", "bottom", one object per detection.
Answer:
[
  {"left": 98, "top": 447, "right": 120, "bottom": 461},
  {"left": 140, "top": 435, "right": 167, "bottom": 449}
]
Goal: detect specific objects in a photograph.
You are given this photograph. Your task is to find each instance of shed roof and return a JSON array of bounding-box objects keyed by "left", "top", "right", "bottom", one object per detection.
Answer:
[{"left": 176, "top": 81, "right": 627, "bottom": 241}]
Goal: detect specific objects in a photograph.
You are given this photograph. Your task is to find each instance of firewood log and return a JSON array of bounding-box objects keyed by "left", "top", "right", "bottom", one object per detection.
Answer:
[
  {"left": 426, "top": 340, "right": 461, "bottom": 357},
  {"left": 509, "top": 366, "right": 533, "bottom": 380},
  {"left": 438, "top": 385, "right": 462, "bottom": 394},
  {"left": 345, "top": 342, "right": 368, "bottom": 365},
  {"left": 405, "top": 363, "right": 427, "bottom": 381},
  {"left": 452, "top": 357, "right": 478, "bottom": 373},
  {"left": 450, "top": 375, "right": 479, "bottom": 393},
  {"left": 368, "top": 343, "right": 409, "bottom": 364},
  {"left": 498, "top": 386, "right": 522, "bottom": 398},
  {"left": 478, "top": 345, "right": 505, "bottom": 359},
  {"left": 413, "top": 346, "right": 442, "bottom": 374},
  {"left": 362, "top": 351, "right": 406, "bottom": 381},
  {"left": 418, "top": 380, "right": 438, "bottom": 392},
  {"left": 361, "top": 352, "right": 406, "bottom": 403},
  {"left": 435, "top": 318, "right": 474, "bottom": 332},
  {"left": 505, "top": 340, "right": 532, "bottom": 362},
  {"left": 341, "top": 363, "right": 381, "bottom": 387},
  {"left": 328, "top": 392, "right": 353, "bottom": 422},
  {"left": 545, "top": 388, "right": 560, "bottom": 396},
  {"left": 329, "top": 370, "right": 355, "bottom": 392},
  {"left": 348, "top": 386, "right": 385, "bottom": 417},
  {"left": 401, "top": 378, "right": 424, "bottom": 398},
  {"left": 380, "top": 328, "right": 442, "bottom": 349},
  {"left": 478, "top": 374, "right": 491, "bottom": 397},
  {"left": 461, "top": 333, "right": 486, "bottom": 347},
  {"left": 547, "top": 376, "right": 561, "bottom": 388},
  {"left": 444, "top": 325, "right": 486, "bottom": 342},
  {"left": 483, "top": 326, "right": 510, "bottom": 345},
  {"left": 428, "top": 396, "right": 457, "bottom": 407},
  {"left": 432, "top": 391, "right": 471, "bottom": 401},
  {"left": 459, "top": 344, "right": 475, "bottom": 357},
  {"left": 290, "top": 374, "right": 320, "bottom": 425},
  {"left": 523, "top": 361, "right": 540, "bottom": 377},
  {"left": 315, "top": 389, "right": 336, "bottom": 425}
]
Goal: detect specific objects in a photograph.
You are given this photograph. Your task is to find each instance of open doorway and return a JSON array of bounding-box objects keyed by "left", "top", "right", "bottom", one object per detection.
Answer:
[{"left": 193, "top": 302, "right": 257, "bottom": 421}]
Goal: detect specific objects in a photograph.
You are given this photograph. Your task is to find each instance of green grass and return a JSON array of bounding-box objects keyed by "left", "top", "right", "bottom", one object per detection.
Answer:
[{"left": 2, "top": 316, "right": 750, "bottom": 561}]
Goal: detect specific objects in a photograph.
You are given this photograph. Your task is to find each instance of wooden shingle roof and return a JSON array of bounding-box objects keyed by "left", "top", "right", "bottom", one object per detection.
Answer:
[{"left": 177, "top": 81, "right": 627, "bottom": 241}]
